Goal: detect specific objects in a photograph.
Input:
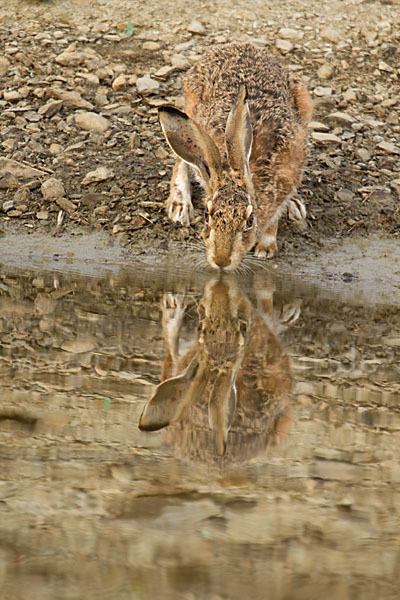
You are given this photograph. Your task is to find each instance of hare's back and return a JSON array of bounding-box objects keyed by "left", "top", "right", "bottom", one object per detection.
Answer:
[{"left": 184, "top": 43, "right": 292, "bottom": 119}]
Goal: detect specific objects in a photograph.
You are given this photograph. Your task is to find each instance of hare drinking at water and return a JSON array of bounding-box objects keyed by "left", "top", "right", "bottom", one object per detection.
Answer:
[{"left": 158, "top": 43, "right": 312, "bottom": 271}]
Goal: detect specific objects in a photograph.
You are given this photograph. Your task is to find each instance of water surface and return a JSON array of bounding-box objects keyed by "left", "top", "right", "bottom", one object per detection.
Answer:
[{"left": 0, "top": 255, "right": 399, "bottom": 600}]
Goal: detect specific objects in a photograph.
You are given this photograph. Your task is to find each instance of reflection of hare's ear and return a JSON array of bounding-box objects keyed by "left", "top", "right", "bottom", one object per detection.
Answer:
[
  {"left": 208, "top": 371, "right": 237, "bottom": 456},
  {"left": 139, "top": 355, "right": 200, "bottom": 432},
  {"left": 270, "top": 406, "right": 293, "bottom": 445},
  {"left": 139, "top": 354, "right": 210, "bottom": 432}
]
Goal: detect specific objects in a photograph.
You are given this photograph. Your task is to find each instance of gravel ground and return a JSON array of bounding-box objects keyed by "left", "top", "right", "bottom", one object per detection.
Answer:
[{"left": 0, "top": 0, "right": 399, "bottom": 260}]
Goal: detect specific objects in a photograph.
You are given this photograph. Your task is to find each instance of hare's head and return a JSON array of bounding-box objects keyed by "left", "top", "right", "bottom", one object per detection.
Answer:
[{"left": 159, "top": 86, "right": 257, "bottom": 271}]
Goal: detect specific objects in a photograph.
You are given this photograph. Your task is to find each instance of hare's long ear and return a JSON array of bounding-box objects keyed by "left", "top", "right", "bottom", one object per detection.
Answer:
[
  {"left": 208, "top": 370, "right": 238, "bottom": 456},
  {"left": 225, "top": 84, "right": 253, "bottom": 179},
  {"left": 139, "top": 354, "right": 200, "bottom": 432},
  {"left": 158, "top": 106, "right": 221, "bottom": 187}
]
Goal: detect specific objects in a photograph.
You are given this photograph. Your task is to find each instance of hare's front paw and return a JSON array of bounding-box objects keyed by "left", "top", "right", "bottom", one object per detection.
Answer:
[
  {"left": 166, "top": 190, "right": 194, "bottom": 226},
  {"left": 254, "top": 235, "right": 277, "bottom": 259},
  {"left": 278, "top": 301, "right": 301, "bottom": 326},
  {"left": 163, "top": 293, "right": 188, "bottom": 322},
  {"left": 287, "top": 197, "right": 306, "bottom": 223}
]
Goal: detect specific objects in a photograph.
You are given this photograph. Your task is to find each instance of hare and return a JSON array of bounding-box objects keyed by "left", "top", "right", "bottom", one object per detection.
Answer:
[
  {"left": 158, "top": 43, "right": 312, "bottom": 271},
  {"left": 139, "top": 274, "right": 297, "bottom": 458}
]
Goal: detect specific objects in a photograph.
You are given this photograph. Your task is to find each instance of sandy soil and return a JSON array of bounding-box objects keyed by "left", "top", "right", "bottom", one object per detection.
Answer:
[{"left": 0, "top": 0, "right": 399, "bottom": 266}]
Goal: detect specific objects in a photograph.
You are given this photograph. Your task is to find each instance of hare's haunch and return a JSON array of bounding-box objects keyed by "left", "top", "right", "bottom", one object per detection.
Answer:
[{"left": 159, "top": 43, "right": 312, "bottom": 271}]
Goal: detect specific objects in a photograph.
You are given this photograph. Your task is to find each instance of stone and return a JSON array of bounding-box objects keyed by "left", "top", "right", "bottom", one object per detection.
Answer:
[
  {"left": 0, "top": 57, "right": 10, "bottom": 77},
  {"left": 49, "top": 143, "right": 63, "bottom": 155},
  {"left": 317, "top": 63, "right": 334, "bottom": 79},
  {"left": 275, "top": 39, "right": 293, "bottom": 53},
  {"left": 112, "top": 74, "right": 127, "bottom": 90},
  {"left": 312, "top": 132, "right": 341, "bottom": 143},
  {"left": 327, "top": 111, "right": 356, "bottom": 125},
  {"left": 142, "top": 41, "right": 161, "bottom": 51},
  {"left": 320, "top": 27, "right": 341, "bottom": 43},
  {"left": 2, "top": 200, "right": 15, "bottom": 212},
  {"left": 356, "top": 148, "right": 371, "bottom": 162},
  {"left": 336, "top": 189, "right": 355, "bottom": 202},
  {"left": 170, "top": 54, "right": 191, "bottom": 69},
  {"left": 81, "top": 166, "right": 114, "bottom": 186},
  {"left": 309, "top": 121, "right": 330, "bottom": 132},
  {"left": 38, "top": 100, "right": 63, "bottom": 117},
  {"left": 313, "top": 86, "right": 332, "bottom": 97},
  {"left": 136, "top": 75, "right": 160, "bottom": 94},
  {"left": 61, "top": 337, "right": 96, "bottom": 353},
  {"left": 343, "top": 89, "right": 357, "bottom": 103},
  {"left": 56, "top": 198, "right": 77, "bottom": 212},
  {"left": 377, "top": 141, "right": 400, "bottom": 155},
  {"left": 41, "top": 177, "right": 65, "bottom": 201},
  {"left": 48, "top": 88, "right": 93, "bottom": 110},
  {"left": 0, "top": 174, "right": 18, "bottom": 190},
  {"left": 278, "top": 28, "right": 303, "bottom": 40},
  {"left": 187, "top": 20, "right": 206, "bottom": 35},
  {"left": 0, "top": 158, "right": 43, "bottom": 180},
  {"left": 74, "top": 111, "right": 110, "bottom": 132},
  {"left": 3, "top": 90, "right": 21, "bottom": 102},
  {"left": 155, "top": 65, "right": 176, "bottom": 78},
  {"left": 36, "top": 210, "right": 49, "bottom": 220},
  {"left": 55, "top": 51, "right": 87, "bottom": 66}
]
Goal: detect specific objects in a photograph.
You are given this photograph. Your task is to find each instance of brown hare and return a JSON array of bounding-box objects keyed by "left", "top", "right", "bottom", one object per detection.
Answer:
[
  {"left": 158, "top": 43, "right": 312, "bottom": 271},
  {"left": 139, "top": 274, "right": 297, "bottom": 458}
]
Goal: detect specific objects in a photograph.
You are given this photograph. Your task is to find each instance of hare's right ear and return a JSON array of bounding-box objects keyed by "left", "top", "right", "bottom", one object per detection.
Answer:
[
  {"left": 158, "top": 106, "right": 221, "bottom": 187},
  {"left": 225, "top": 85, "right": 253, "bottom": 180}
]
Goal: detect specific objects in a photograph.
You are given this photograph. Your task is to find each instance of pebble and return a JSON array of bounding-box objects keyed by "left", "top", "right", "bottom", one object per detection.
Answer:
[
  {"left": 377, "top": 141, "right": 400, "bottom": 155},
  {"left": 312, "top": 132, "right": 341, "bottom": 143},
  {"left": 142, "top": 41, "right": 161, "bottom": 51},
  {"left": 56, "top": 198, "right": 77, "bottom": 213},
  {"left": 170, "top": 54, "right": 191, "bottom": 70},
  {"left": 49, "top": 88, "right": 93, "bottom": 110},
  {"left": 36, "top": 210, "right": 49, "bottom": 220},
  {"left": 336, "top": 189, "right": 355, "bottom": 202},
  {"left": 313, "top": 86, "right": 332, "bottom": 97},
  {"left": 187, "top": 20, "right": 206, "bottom": 35},
  {"left": 112, "top": 74, "right": 127, "bottom": 90},
  {"left": 327, "top": 112, "right": 356, "bottom": 126},
  {"left": 356, "top": 148, "right": 371, "bottom": 162},
  {"left": 155, "top": 65, "right": 176, "bottom": 78},
  {"left": 38, "top": 100, "right": 63, "bottom": 117},
  {"left": 81, "top": 166, "right": 114, "bottom": 186},
  {"left": 0, "top": 57, "right": 10, "bottom": 77},
  {"left": 343, "top": 89, "right": 357, "bottom": 103},
  {"left": 2, "top": 200, "right": 15, "bottom": 212},
  {"left": 136, "top": 75, "right": 160, "bottom": 94},
  {"left": 3, "top": 90, "right": 21, "bottom": 102},
  {"left": 74, "top": 111, "right": 110, "bottom": 132},
  {"left": 41, "top": 177, "right": 65, "bottom": 201},
  {"left": 278, "top": 28, "right": 303, "bottom": 40},
  {"left": 320, "top": 27, "right": 341, "bottom": 43},
  {"left": 317, "top": 63, "right": 334, "bottom": 80},
  {"left": 275, "top": 39, "right": 293, "bottom": 53}
]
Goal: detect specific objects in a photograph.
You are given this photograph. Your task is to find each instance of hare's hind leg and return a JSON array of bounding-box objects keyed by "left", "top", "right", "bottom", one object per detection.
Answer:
[{"left": 166, "top": 158, "right": 194, "bottom": 226}]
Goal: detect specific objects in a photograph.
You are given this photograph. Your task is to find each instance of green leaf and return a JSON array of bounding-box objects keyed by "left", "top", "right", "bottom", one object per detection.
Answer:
[{"left": 124, "top": 21, "right": 136, "bottom": 37}]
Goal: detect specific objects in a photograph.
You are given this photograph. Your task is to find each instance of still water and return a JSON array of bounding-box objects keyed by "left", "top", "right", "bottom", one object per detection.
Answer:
[{"left": 0, "top": 258, "right": 399, "bottom": 600}]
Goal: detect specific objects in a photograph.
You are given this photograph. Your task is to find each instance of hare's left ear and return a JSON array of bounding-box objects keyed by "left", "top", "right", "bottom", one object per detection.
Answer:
[{"left": 225, "top": 84, "right": 253, "bottom": 179}]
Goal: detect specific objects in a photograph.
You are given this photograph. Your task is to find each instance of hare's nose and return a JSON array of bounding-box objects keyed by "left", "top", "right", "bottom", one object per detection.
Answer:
[{"left": 213, "top": 254, "right": 231, "bottom": 268}]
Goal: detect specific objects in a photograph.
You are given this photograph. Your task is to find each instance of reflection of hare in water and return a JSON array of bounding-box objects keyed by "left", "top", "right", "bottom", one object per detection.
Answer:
[{"left": 139, "top": 275, "right": 299, "bottom": 460}]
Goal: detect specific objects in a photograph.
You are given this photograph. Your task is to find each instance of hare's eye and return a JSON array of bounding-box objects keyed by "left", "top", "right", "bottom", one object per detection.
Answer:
[
  {"left": 205, "top": 207, "right": 210, "bottom": 222},
  {"left": 246, "top": 213, "right": 254, "bottom": 229}
]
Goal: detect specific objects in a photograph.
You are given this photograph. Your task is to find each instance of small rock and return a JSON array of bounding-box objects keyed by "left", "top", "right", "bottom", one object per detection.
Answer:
[
  {"left": 142, "top": 41, "right": 161, "bottom": 51},
  {"left": 75, "top": 111, "right": 110, "bottom": 132},
  {"left": 377, "top": 141, "right": 400, "bottom": 155},
  {"left": 2, "top": 200, "right": 15, "bottom": 212},
  {"left": 49, "top": 88, "right": 93, "bottom": 110},
  {"left": 36, "top": 210, "right": 49, "bottom": 220},
  {"left": 49, "top": 143, "right": 63, "bottom": 155},
  {"left": 278, "top": 28, "right": 303, "bottom": 40},
  {"left": 309, "top": 121, "right": 330, "bottom": 132},
  {"left": 276, "top": 39, "right": 293, "bottom": 53},
  {"left": 0, "top": 57, "right": 10, "bottom": 77},
  {"left": 112, "top": 74, "right": 127, "bottom": 90},
  {"left": 336, "top": 189, "right": 354, "bottom": 202},
  {"left": 313, "top": 86, "right": 332, "bottom": 97},
  {"left": 0, "top": 158, "right": 43, "bottom": 180},
  {"left": 14, "top": 188, "right": 30, "bottom": 204},
  {"left": 170, "top": 54, "right": 191, "bottom": 69},
  {"left": 317, "top": 63, "right": 334, "bottom": 80},
  {"left": 155, "top": 65, "right": 176, "bottom": 78},
  {"left": 82, "top": 166, "right": 114, "bottom": 186},
  {"left": 356, "top": 148, "right": 371, "bottom": 162},
  {"left": 378, "top": 61, "right": 393, "bottom": 73},
  {"left": 187, "top": 20, "right": 206, "bottom": 35},
  {"left": 77, "top": 72, "right": 100, "bottom": 85},
  {"left": 38, "top": 100, "right": 63, "bottom": 117},
  {"left": 3, "top": 90, "right": 21, "bottom": 102},
  {"left": 343, "top": 89, "right": 357, "bottom": 103},
  {"left": 0, "top": 174, "right": 18, "bottom": 190},
  {"left": 320, "top": 27, "right": 341, "bottom": 43},
  {"left": 136, "top": 75, "right": 160, "bottom": 94},
  {"left": 312, "top": 132, "right": 341, "bottom": 143},
  {"left": 41, "top": 177, "right": 65, "bottom": 201},
  {"left": 55, "top": 51, "right": 87, "bottom": 66},
  {"left": 327, "top": 111, "right": 356, "bottom": 125},
  {"left": 81, "top": 193, "right": 105, "bottom": 208}
]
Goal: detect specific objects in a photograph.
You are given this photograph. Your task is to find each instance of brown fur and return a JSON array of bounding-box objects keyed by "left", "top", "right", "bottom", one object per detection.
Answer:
[{"left": 159, "top": 43, "right": 312, "bottom": 269}]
